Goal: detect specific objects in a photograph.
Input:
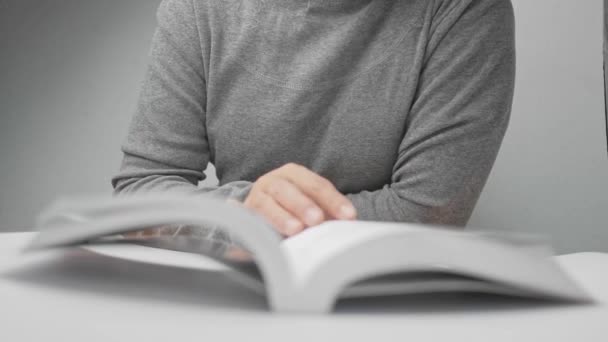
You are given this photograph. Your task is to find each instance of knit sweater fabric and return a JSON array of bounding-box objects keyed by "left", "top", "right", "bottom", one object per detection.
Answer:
[{"left": 112, "top": 0, "right": 515, "bottom": 226}]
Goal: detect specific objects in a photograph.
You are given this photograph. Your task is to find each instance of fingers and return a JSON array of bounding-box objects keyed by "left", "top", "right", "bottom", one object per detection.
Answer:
[
  {"left": 277, "top": 163, "right": 357, "bottom": 220},
  {"left": 243, "top": 163, "right": 358, "bottom": 237},
  {"left": 244, "top": 191, "right": 305, "bottom": 236},
  {"left": 264, "top": 176, "right": 325, "bottom": 226}
]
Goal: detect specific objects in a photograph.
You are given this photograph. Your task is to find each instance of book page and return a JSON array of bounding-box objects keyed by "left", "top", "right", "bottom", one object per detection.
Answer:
[
  {"left": 282, "top": 220, "right": 591, "bottom": 304},
  {"left": 281, "top": 220, "right": 430, "bottom": 283},
  {"left": 28, "top": 194, "right": 295, "bottom": 303}
]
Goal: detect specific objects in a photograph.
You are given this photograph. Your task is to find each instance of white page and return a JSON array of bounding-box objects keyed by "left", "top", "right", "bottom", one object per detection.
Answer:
[
  {"left": 281, "top": 220, "right": 431, "bottom": 283},
  {"left": 84, "top": 243, "right": 229, "bottom": 271},
  {"left": 280, "top": 220, "right": 591, "bottom": 304}
]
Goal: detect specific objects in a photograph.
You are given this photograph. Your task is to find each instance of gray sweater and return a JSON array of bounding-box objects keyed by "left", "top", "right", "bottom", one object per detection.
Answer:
[{"left": 112, "top": 0, "right": 515, "bottom": 226}]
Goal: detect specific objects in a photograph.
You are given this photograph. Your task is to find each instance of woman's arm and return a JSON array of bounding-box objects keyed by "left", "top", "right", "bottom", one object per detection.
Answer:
[
  {"left": 112, "top": 0, "right": 252, "bottom": 201},
  {"left": 346, "top": 0, "right": 516, "bottom": 226},
  {"left": 113, "top": 0, "right": 356, "bottom": 237}
]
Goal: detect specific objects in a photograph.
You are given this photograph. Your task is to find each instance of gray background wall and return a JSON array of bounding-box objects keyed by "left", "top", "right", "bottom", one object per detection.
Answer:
[{"left": 0, "top": 0, "right": 606, "bottom": 253}]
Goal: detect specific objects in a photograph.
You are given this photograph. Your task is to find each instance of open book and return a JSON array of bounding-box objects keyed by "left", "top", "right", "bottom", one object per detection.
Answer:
[{"left": 27, "top": 194, "right": 592, "bottom": 313}]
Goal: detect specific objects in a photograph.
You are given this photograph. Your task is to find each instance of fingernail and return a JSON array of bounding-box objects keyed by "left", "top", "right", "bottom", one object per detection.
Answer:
[
  {"left": 305, "top": 208, "right": 323, "bottom": 225},
  {"left": 285, "top": 219, "right": 302, "bottom": 235},
  {"left": 338, "top": 204, "right": 356, "bottom": 219}
]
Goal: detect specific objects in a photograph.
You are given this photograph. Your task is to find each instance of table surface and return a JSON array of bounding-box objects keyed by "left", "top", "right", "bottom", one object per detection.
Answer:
[{"left": 1, "top": 233, "right": 607, "bottom": 342}]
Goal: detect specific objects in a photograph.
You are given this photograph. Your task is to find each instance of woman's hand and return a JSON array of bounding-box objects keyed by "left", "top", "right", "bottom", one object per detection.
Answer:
[{"left": 244, "top": 163, "right": 357, "bottom": 236}]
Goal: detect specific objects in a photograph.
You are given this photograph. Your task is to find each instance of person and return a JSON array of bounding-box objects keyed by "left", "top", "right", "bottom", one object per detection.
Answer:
[{"left": 112, "top": 0, "right": 516, "bottom": 237}]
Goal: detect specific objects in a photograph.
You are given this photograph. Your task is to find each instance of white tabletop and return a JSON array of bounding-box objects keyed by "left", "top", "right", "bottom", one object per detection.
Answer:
[{"left": 0, "top": 232, "right": 607, "bottom": 342}]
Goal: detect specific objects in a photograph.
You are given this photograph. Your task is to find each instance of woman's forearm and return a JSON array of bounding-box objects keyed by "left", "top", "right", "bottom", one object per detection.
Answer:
[
  {"left": 347, "top": 0, "right": 515, "bottom": 227},
  {"left": 112, "top": 153, "right": 253, "bottom": 201}
]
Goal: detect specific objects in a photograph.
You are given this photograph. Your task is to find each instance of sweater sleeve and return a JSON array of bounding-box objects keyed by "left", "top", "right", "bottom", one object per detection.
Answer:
[
  {"left": 111, "top": 0, "right": 252, "bottom": 201},
  {"left": 346, "top": 0, "right": 516, "bottom": 227}
]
